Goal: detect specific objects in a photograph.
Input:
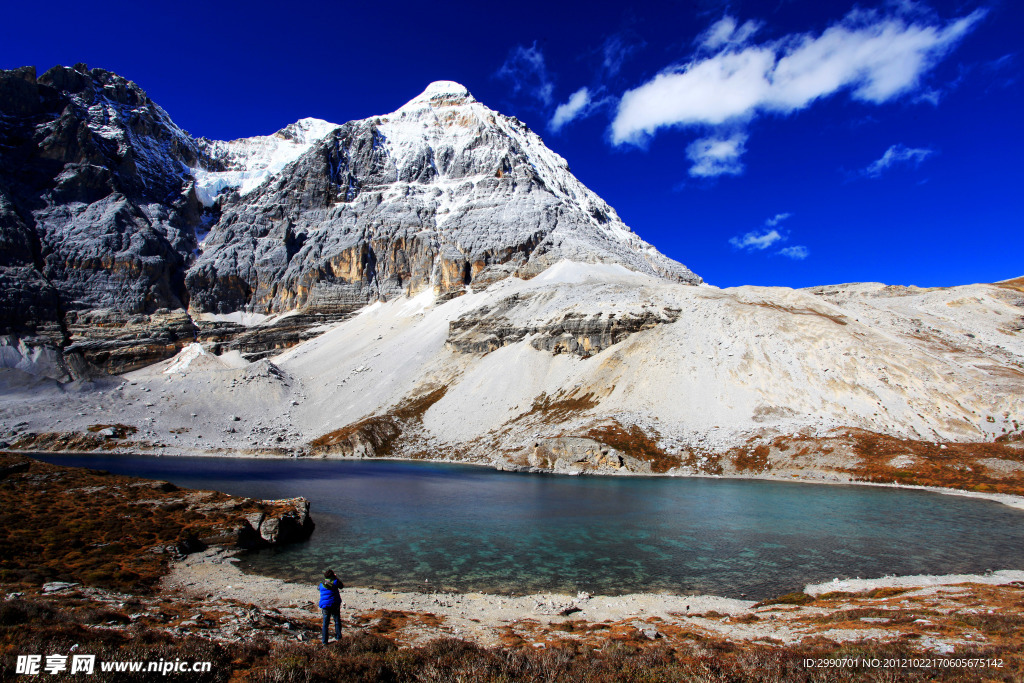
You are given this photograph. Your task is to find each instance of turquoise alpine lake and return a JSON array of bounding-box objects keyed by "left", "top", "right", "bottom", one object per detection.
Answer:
[{"left": 36, "top": 454, "right": 1024, "bottom": 599}]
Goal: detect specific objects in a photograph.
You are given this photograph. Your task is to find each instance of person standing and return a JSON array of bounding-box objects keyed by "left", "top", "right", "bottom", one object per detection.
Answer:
[{"left": 319, "top": 569, "right": 343, "bottom": 644}]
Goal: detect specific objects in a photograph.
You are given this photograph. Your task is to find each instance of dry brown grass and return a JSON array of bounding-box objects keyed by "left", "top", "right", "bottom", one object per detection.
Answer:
[
  {"left": 755, "top": 429, "right": 1024, "bottom": 495},
  {"left": 308, "top": 386, "right": 447, "bottom": 456},
  {"left": 519, "top": 389, "right": 601, "bottom": 424},
  {"left": 0, "top": 454, "right": 283, "bottom": 592},
  {"left": 3, "top": 582, "right": 1024, "bottom": 681},
  {"left": 9, "top": 430, "right": 155, "bottom": 452},
  {"left": 351, "top": 609, "right": 446, "bottom": 635},
  {"left": 753, "top": 592, "right": 816, "bottom": 608},
  {"left": 745, "top": 301, "right": 849, "bottom": 326},
  {"left": 788, "top": 582, "right": 1024, "bottom": 654},
  {"left": 390, "top": 386, "right": 449, "bottom": 421},
  {"left": 733, "top": 444, "right": 772, "bottom": 472},
  {"left": 841, "top": 428, "right": 1024, "bottom": 495},
  {"left": 308, "top": 416, "right": 402, "bottom": 456},
  {"left": 86, "top": 423, "right": 139, "bottom": 438},
  {"left": 585, "top": 421, "right": 680, "bottom": 473},
  {"left": 681, "top": 449, "right": 725, "bottom": 475},
  {"left": 816, "top": 587, "right": 910, "bottom": 601},
  {"left": 993, "top": 276, "right": 1024, "bottom": 293}
]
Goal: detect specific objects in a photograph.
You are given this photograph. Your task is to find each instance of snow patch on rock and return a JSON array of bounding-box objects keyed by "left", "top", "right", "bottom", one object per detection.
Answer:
[
  {"left": 164, "top": 343, "right": 209, "bottom": 374},
  {"left": 192, "top": 117, "right": 340, "bottom": 206}
]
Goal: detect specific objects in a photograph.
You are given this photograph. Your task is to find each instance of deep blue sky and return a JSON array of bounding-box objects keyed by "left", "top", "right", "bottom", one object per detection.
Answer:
[{"left": 2, "top": 0, "right": 1021, "bottom": 288}]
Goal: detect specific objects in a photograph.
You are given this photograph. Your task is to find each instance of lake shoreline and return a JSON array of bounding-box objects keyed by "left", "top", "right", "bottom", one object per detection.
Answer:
[
  {"left": 165, "top": 544, "right": 1024, "bottom": 649},
  {"left": 6, "top": 451, "right": 1024, "bottom": 660},
  {"left": 15, "top": 448, "right": 1024, "bottom": 511}
]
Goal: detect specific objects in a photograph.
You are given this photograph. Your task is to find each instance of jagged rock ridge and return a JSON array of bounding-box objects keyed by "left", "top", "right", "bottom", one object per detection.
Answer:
[
  {"left": 0, "top": 66, "right": 700, "bottom": 377},
  {"left": 186, "top": 80, "right": 699, "bottom": 316},
  {"left": 0, "top": 65, "right": 204, "bottom": 377}
]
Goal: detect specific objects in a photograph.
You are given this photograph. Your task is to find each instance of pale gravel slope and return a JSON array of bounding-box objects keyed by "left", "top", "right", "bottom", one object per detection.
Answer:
[{"left": 3, "top": 262, "right": 1019, "bottom": 466}]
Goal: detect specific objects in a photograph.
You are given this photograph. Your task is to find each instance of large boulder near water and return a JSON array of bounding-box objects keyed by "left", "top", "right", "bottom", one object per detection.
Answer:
[{"left": 234, "top": 498, "right": 315, "bottom": 548}]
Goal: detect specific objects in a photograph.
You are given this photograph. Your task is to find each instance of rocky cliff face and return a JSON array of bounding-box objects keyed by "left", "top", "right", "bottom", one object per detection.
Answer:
[
  {"left": 186, "top": 81, "right": 699, "bottom": 319},
  {"left": 0, "top": 64, "right": 203, "bottom": 377},
  {"left": 445, "top": 290, "right": 682, "bottom": 357},
  {"left": 0, "top": 69, "right": 700, "bottom": 378}
]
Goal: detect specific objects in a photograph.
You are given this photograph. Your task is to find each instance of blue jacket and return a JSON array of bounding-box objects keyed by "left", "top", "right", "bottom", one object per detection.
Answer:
[{"left": 319, "top": 578, "right": 341, "bottom": 608}]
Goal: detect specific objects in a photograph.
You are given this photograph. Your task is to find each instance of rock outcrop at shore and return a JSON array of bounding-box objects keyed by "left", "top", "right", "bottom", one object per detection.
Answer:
[
  {"left": 0, "top": 453, "right": 318, "bottom": 590},
  {"left": 0, "top": 66, "right": 699, "bottom": 377},
  {"left": 236, "top": 498, "right": 315, "bottom": 548},
  {"left": 526, "top": 437, "right": 652, "bottom": 474}
]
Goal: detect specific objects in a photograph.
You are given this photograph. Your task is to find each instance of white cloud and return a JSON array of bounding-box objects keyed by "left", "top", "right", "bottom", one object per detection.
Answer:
[
  {"left": 777, "top": 245, "right": 810, "bottom": 260},
  {"left": 602, "top": 34, "right": 642, "bottom": 77},
  {"left": 611, "top": 6, "right": 985, "bottom": 158},
  {"left": 549, "top": 87, "right": 593, "bottom": 132},
  {"left": 687, "top": 132, "right": 748, "bottom": 177},
  {"left": 615, "top": 48, "right": 776, "bottom": 137},
  {"left": 915, "top": 88, "right": 943, "bottom": 105},
  {"left": 496, "top": 42, "right": 554, "bottom": 105},
  {"left": 864, "top": 143, "right": 935, "bottom": 177},
  {"left": 731, "top": 212, "right": 808, "bottom": 258},
  {"left": 730, "top": 228, "right": 784, "bottom": 251},
  {"left": 699, "top": 15, "right": 761, "bottom": 50}
]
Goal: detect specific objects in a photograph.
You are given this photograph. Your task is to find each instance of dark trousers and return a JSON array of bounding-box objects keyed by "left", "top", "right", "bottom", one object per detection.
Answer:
[{"left": 321, "top": 605, "right": 341, "bottom": 644}]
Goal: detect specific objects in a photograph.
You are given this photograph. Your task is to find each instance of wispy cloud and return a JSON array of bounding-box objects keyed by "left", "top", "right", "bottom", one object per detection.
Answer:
[
  {"left": 730, "top": 228, "right": 784, "bottom": 250},
  {"left": 730, "top": 213, "right": 809, "bottom": 259},
  {"left": 982, "top": 52, "right": 1018, "bottom": 90},
  {"left": 687, "top": 132, "right": 747, "bottom": 177},
  {"left": 499, "top": 38, "right": 623, "bottom": 133},
  {"left": 549, "top": 88, "right": 593, "bottom": 132},
  {"left": 698, "top": 15, "right": 761, "bottom": 51},
  {"left": 602, "top": 34, "right": 643, "bottom": 77},
  {"left": 864, "top": 143, "right": 935, "bottom": 177},
  {"left": 496, "top": 42, "right": 554, "bottom": 105},
  {"left": 611, "top": 5, "right": 985, "bottom": 177},
  {"left": 777, "top": 245, "right": 810, "bottom": 260},
  {"left": 985, "top": 53, "right": 1015, "bottom": 71}
]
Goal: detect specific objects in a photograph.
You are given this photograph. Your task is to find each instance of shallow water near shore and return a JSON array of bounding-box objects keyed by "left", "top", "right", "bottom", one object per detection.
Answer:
[{"left": 36, "top": 454, "right": 1024, "bottom": 599}]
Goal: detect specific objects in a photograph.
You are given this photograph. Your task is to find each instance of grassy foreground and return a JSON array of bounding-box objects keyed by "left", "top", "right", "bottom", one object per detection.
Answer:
[{"left": 2, "top": 593, "right": 1022, "bottom": 682}]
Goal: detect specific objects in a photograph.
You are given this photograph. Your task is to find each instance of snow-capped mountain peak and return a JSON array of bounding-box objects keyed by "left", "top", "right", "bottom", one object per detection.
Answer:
[
  {"left": 359, "top": 81, "right": 688, "bottom": 279},
  {"left": 397, "top": 80, "right": 476, "bottom": 110},
  {"left": 274, "top": 117, "right": 342, "bottom": 144},
  {"left": 184, "top": 79, "right": 701, "bottom": 317},
  {"left": 191, "top": 117, "right": 341, "bottom": 206}
]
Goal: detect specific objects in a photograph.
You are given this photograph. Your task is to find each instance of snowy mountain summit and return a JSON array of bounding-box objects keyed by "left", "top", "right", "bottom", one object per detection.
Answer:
[
  {"left": 399, "top": 80, "right": 473, "bottom": 105},
  {"left": 186, "top": 80, "right": 701, "bottom": 315},
  {"left": 0, "top": 65, "right": 699, "bottom": 376}
]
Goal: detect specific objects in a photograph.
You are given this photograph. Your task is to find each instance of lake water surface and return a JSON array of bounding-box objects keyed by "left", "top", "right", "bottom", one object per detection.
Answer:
[{"left": 37, "top": 454, "right": 1024, "bottom": 599}]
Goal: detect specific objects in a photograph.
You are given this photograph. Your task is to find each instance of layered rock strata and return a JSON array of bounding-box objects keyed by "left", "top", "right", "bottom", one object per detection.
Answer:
[{"left": 446, "top": 291, "right": 682, "bottom": 357}]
